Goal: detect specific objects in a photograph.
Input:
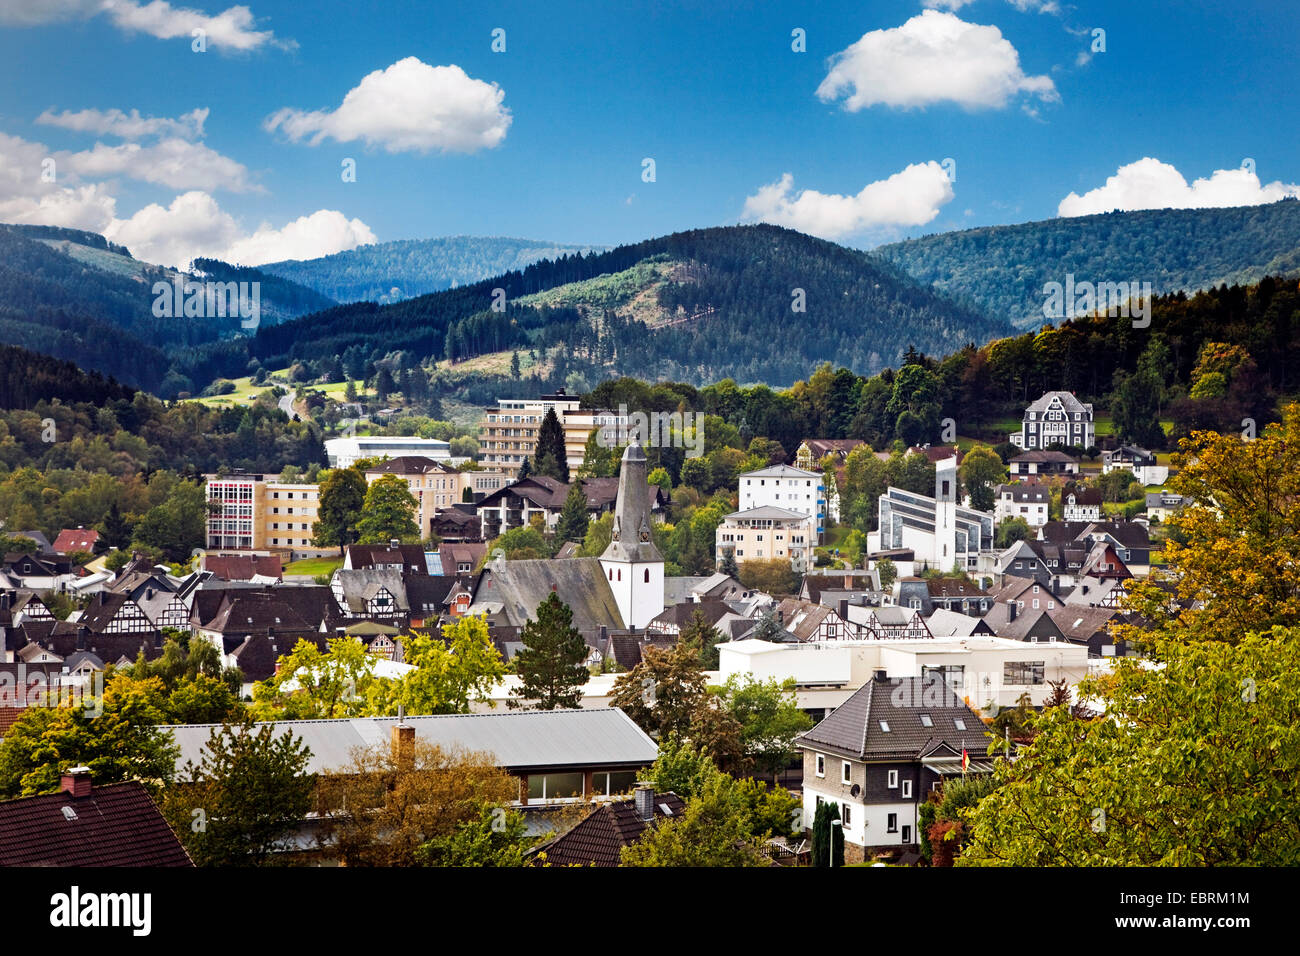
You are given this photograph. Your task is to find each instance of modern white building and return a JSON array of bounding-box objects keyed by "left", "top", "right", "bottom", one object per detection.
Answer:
[
  {"left": 738, "top": 464, "right": 827, "bottom": 539},
  {"left": 871, "top": 457, "right": 995, "bottom": 574},
  {"left": 1010, "top": 391, "right": 1095, "bottom": 451},
  {"left": 325, "top": 436, "right": 452, "bottom": 468}
]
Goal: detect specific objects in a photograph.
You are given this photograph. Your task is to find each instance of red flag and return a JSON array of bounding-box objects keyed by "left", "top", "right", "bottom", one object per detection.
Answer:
[{"left": 962, "top": 748, "right": 969, "bottom": 770}]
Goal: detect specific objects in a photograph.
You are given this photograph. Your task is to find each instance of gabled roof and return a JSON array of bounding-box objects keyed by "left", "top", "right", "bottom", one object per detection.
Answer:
[
  {"left": 345, "top": 544, "right": 427, "bottom": 575},
  {"left": 1010, "top": 449, "right": 1079, "bottom": 464},
  {"left": 1025, "top": 391, "right": 1092, "bottom": 415},
  {"left": 52, "top": 528, "right": 100, "bottom": 554},
  {"left": 536, "top": 791, "right": 687, "bottom": 867},
  {"left": 471, "top": 557, "right": 624, "bottom": 631},
  {"left": 996, "top": 483, "right": 1050, "bottom": 502},
  {"left": 363, "top": 455, "right": 457, "bottom": 475},
  {"left": 798, "top": 677, "right": 989, "bottom": 760},
  {"left": 334, "top": 568, "right": 409, "bottom": 613},
  {"left": 1047, "top": 605, "right": 1124, "bottom": 642},
  {"left": 203, "top": 553, "right": 283, "bottom": 582},
  {"left": 0, "top": 781, "right": 192, "bottom": 867},
  {"left": 925, "top": 608, "right": 994, "bottom": 637},
  {"left": 649, "top": 598, "right": 731, "bottom": 630}
]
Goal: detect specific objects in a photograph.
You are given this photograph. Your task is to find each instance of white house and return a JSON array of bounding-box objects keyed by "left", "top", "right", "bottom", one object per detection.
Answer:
[
  {"left": 1103, "top": 445, "right": 1169, "bottom": 486},
  {"left": 994, "top": 482, "right": 1050, "bottom": 527}
]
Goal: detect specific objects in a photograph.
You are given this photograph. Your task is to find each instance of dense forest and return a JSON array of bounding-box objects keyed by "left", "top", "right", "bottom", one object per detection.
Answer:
[
  {"left": 577, "top": 276, "right": 1300, "bottom": 459},
  {"left": 234, "top": 225, "right": 1011, "bottom": 392},
  {"left": 0, "top": 225, "right": 342, "bottom": 392},
  {"left": 190, "top": 258, "right": 338, "bottom": 324},
  {"left": 0, "top": 343, "right": 135, "bottom": 409},
  {"left": 261, "top": 235, "right": 606, "bottom": 304},
  {"left": 876, "top": 199, "right": 1300, "bottom": 328}
]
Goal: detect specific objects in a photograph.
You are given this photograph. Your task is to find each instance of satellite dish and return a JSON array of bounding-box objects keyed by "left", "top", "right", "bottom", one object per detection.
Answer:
[{"left": 850, "top": 784, "right": 861, "bottom": 798}]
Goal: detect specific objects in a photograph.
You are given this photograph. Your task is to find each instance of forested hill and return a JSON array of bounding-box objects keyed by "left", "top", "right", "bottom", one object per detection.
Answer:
[
  {"left": 0, "top": 225, "right": 337, "bottom": 392},
  {"left": 261, "top": 235, "right": 608, "bottom": 304},
  {"left": 242, "top": 224, "right": 1010, "bottom": 388},
  {"left": 875, "top": 199, "right": 1300, "bottom": 328},
  {"left": 0, "top": 342, "right": 135, "bottom": 409}
]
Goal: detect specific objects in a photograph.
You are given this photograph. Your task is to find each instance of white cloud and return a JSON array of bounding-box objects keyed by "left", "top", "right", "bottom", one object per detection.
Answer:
[
  {"left": 817, "top": 10, "right": 1057, "bottom": 111},
  {"left": 60, "top": 138, "right": 258, "bottom": 193},
  {"left": 222, "top": 209, "right": 376, "bottom": 265},
  {"left": 37, "top": 107, "right": 209, "bottom": 140},
  {"left": 103, "top": 192, "right": 375, "bottom": 268},
  {"left": 924, "top": 0, "right": 1060, "bottom": 11},
  {"left": 1058, "top": 158, "right": 1300, "bottom": 217},
  {"left": 741, "top": 163, "right": 955, "bottom": 240},
  {"left": 265, "top": 57, "right": 511, "bottom": 153},
  {"left": 0, "top": 131, "right": 370, "bottom": 269},
  {"left": 0, "top": 0, "right": 290, "bottom": 52}
]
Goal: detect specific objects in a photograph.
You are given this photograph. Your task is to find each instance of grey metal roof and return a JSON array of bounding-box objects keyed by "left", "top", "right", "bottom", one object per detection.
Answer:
[
  {"left": 724, "top": 505, "right": 811, "bottom": 521},
  {"left": 160, "top": 707, "right": 657, "bottom": 776}
]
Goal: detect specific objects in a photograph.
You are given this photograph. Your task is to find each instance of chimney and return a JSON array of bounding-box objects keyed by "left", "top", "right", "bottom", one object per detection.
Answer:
[
  {"left": 873, "top": 669, "right": 888, "bottom": 682},
  {"left": 1, "top": 591, "right": 10, "bottom": 610},
  {"left": 634, "top": 783, "right": 655, "bottom": 822},
  {"left": 390, "top": 539, "right": 400, "bottom": 550},
  {"left": 1007, "top": 600, "right": 1017, "bottom": 622},
  {"left": 392, "top": 720, "right": 415, "bottom": 771},
  {"left": 777, "top": 609, "right": 784, "bottom": 626},
  {"left": 839, "top": 599, "right": 849, "bottom": 620},
  {"left": 61, "top": 766, "right": 92, "bottom": 798}
]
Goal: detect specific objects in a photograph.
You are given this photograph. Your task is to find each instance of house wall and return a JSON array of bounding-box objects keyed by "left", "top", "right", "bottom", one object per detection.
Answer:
[{"left": 800, "top": 750, "right": 921, "bottom": 850}]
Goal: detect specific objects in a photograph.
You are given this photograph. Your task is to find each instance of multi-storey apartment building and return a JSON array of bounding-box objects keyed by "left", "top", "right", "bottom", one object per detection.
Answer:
[
  {"left": 478, "top": 389, "right": 630, "bottom": 473},
  {"left": 738, "top": 464, "right": 827, "bottom": 540},
  {"left": 205, "top": 474, "right": 321, "bottom": 553},
  {"left": 363, "top": 456, "right": 509, "bottom": 536},
  {"left": 715, "top": 506, "right": 818, "bottom": 572},
  {"left": 324, "top": 436, "right": 452, "bottom": 468}
]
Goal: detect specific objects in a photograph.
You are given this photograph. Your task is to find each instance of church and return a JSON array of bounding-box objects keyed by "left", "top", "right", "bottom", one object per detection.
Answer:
[{"left": 465, "top": 442, "right": 665, "bottom": 640}]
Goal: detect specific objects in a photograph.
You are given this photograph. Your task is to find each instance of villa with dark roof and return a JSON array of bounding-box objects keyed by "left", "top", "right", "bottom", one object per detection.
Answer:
[{"left": 797, "top": 675, "right": 992, "bottom": 862}]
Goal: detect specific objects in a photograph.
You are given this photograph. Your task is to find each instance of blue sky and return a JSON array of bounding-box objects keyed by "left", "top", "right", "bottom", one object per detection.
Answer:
[{"left": 1, "top": 0, "right": 1297, "bottom": 267}]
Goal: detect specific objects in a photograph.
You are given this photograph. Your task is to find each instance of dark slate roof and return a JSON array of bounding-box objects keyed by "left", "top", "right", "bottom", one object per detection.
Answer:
[
  {"left": 536, "top": 792, "right": 686, "bottom": 867},
  {"left": 78, "top": 592, "right": 156, "bottom": 635},
  {"left": 473, "top": 558, "right": 624, "bottom": 630},
  {"left": 228, "top": 632, "right": 324, "bottom": 681},
  {"left": 802, "top": 572, "right": 877, "bottom": 605},
  {"left": 439, "top": 542, "right": 486, "bottom": 571},
  {"left": 925, "top": 577, "right": 989, "bottom": 599},
  {"left": 607, "top": 632, "right": 678, "bottom": 669},
  {"left": 364, "top": 456, "right": 457, "bottom": 476},
  {"left": 203, "top": 554, "right": 283, "bottom": 581},
  {"left": 0, "top": 781, "right": 193, "bottom": 866},
  {"left": 405, "top": 574, "right": 462, "bottom": 614},
  {"left": 345, "top": 544, "right": 428, "bottom": 575},
  {"left": 648, "top": 598, "right": 730, "bottom": 630},
  {"left": 1048, "top": 605, "right": 1124, "bottom": 641},
  {"left": 797, "top": 677, "right": 989, "bottom": 761},
  {"left": 1010, "top": 449, "right": 1079, "bottom": 464}
]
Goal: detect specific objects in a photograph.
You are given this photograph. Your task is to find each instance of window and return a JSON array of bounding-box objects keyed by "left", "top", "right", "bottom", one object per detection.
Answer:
[
  {"left": 879, "top": 720, "right": 890, "bottom": 732},
  {"left": 902, "top": 824, "right": 912, "bottom": 844},
  {"left": 842, "top": 761, "right": 852, "bottom": 784},
  {"left": 954, "top": 718, "right": 967, "bottom": 730},
  {"left": 815, "top": 754, "right": 825, "bottom": 777},
  {"left": 919, "top": 713, "right": 934, "bottom": 728},
  {"left": 1004, "top": 660, "right": 1046, "bottom": 685},
  {"left": 887, "top": 813, "right": 898, "bottom": 833},
  {"left": 902, "top": 779, "right": 912, "bottom": 798},
  {"left": 887, "top": 769, "right": 898, "bottom": 788},
  {"left": 841, "top": 805, "right": 851, "bottom": 827}
]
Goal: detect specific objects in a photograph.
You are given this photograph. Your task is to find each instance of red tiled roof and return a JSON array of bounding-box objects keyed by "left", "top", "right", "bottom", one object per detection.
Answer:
[
  {"left": 0, "top": 781, "right": 193, "bottom": 866},
  {"left": 52, "top": 528, "right": 100, "bottom": 554}
]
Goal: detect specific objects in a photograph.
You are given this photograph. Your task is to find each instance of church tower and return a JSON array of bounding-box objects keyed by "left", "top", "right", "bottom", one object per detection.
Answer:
[{"left": 600, "top": 442, "right": 664, "bottom": 629}]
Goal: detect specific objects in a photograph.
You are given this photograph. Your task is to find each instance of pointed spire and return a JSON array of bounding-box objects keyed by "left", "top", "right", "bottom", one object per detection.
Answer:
[{"left": 601, "top": 441, "right": 662, "bottom": 563}]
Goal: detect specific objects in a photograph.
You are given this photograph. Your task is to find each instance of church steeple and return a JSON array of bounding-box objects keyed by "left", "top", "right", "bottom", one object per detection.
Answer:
[{"left": 601, "top": 441, "right": 662, "bottom": 563}]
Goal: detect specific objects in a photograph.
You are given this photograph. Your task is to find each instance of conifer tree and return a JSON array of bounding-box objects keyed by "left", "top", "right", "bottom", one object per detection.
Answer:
[{"left": 509, "top": 593, "right": 589, "bottom": 710}]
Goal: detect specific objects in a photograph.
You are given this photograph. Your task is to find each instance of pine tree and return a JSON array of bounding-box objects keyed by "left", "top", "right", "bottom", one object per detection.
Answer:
[
  {"left": 532, "top": 407, "right": 570, "bottom": 482},
  {"left": 508, "top": 593, "right": 589, "bottom": 710},
  {"left": 719, "top": 548, "right": 739, "bottom": 579},
  {"left": 555, "top": 483, "right": 590, "bottom": 543},
  {"left": 100, "top": 501, "right": 133, "bottom": 550}
]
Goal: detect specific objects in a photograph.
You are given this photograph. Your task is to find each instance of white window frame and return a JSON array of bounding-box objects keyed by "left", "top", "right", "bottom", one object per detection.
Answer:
[
  {"left": 887, "top": 769, "right": 898, "bottom": 789},
  {"left": 815, "top": 754, "right": 825, "bottom": 778},
  {"left": 902, "top": 779, "right": 912, "bottom": 798},
  {"left": 842, "top": 761, "right": 852, "bottom": 785}
]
